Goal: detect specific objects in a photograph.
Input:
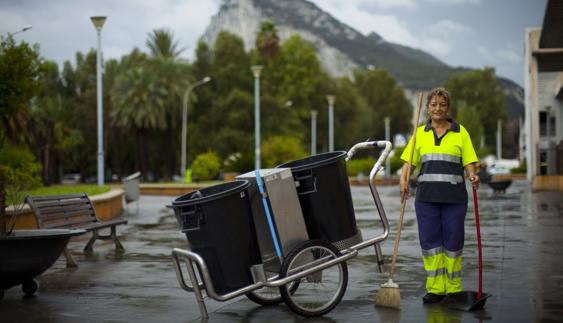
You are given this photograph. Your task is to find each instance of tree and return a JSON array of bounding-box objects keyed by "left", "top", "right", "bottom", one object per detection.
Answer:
[
  {"left": 353, "top": 69, "right": 412, "bottom": 141},
  {"left": 262, "top": 135, "right": 306, "bottom": 168},
  {"left": 256, "top": 20, "right": 280, "bottom": 61},
  {"left": 146, "top": 28, "right": 184, "bottom": 60},
  {"left": 188, "top": 32, "right": 253, "bottom": 162},
  {"left": 0, "top": 35, "right": 41, "bottom": 235},
  {"left": 457, "top": 103, "right": 485, "bottom": 156},
  {"left": 0, "top": 35, "right": 40, "bottom": 143},
  {"left": 110, "top": 29, "right": 192, "bottom": 180},
  {"left": 444, "top": 67, "right": 505, "bottom": 148}
]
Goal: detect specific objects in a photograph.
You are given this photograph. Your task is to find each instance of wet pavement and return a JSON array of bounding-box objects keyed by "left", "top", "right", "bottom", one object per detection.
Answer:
[{"left": 1, "top": 180, "right": 563, "bottom": 322}]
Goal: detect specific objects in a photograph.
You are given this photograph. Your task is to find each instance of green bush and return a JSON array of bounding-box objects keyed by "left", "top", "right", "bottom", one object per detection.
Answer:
[
  {"left": 0, "top": 143, "right": 43, "bottom": 234},
  {"left": 389, "top": 146, "right": 406, "bottom": 174},
  {"left": 262, "top": 136, "right": 306, "bottom": 168},
  {"left": 511, "top": 162, "right": 526, "bottom": 174},
  {"left": 223, "top": 152, "right": 254, "bottom": 173},
  {"left": 191, "top": 151, "right": 222, "bottom": 181},
  {"left": 0, "top": 144, "right": 43, "bottom": 204},
  {"left": 346, "top": 157, "right": 375, "bottom": 177}
]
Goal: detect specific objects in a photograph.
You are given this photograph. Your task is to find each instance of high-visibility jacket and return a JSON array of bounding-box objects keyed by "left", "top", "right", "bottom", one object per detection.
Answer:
[{"left": 401, "top": 118, "right": 478, "bottom": 204}]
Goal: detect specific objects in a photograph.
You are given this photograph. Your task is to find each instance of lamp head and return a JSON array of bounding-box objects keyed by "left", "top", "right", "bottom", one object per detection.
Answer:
[
  {"left": 202, "top": 76, "right": 211, "bottom": 83},
  {"left": 327, "top": 95, "right": 335, "bottom": 105},
  {"left": 90, "top": 16, "right": 107, "bottom": 30},
  {"left": 251, "top": 65, "right": 263, "bottom": 78}
]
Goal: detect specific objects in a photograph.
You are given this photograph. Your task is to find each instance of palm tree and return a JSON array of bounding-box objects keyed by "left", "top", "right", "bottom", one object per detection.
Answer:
[
  {"left": 146, "top": 28, "right": 184, "bottom": 60},
  {"left": 256, "top": 21, "right": 280, "bottom": 60},
  {"left": 109, "top": 30, "right": 193, "bottom": 180}
]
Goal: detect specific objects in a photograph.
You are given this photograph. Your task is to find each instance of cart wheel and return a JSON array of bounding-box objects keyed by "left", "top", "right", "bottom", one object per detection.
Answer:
[
  {"left": 22, "top": 279, "right": 38, "bottom": 297},
  {"left": 246, "top": 274, "right": 300, "bottom": 306},
  {"left": 279, "top": 240, "right": 348, "bottom": 317}
]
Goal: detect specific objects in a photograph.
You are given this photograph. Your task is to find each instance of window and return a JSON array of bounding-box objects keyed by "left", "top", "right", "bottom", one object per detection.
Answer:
[{"left": 539, "top": 109, "right": 556, "bottom": 137}]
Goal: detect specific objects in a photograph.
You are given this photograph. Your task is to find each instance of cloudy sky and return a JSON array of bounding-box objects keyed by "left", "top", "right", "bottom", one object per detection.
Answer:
[{"left": 0, "top": 0, "right": 547, "bottom": 86}]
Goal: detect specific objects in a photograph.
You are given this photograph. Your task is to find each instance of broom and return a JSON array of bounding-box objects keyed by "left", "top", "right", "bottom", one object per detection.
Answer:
[{"left": 374, "top": 92, "right": 423, "bottom": 309}]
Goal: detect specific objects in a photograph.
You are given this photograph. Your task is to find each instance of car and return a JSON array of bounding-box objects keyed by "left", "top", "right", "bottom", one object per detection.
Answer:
[{"left": 61, "top": 173, "right": 81, "bottom": 184}]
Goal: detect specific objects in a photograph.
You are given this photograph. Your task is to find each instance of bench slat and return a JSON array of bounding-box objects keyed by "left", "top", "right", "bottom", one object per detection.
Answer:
[
  {"left": 43, "top": 217, "right": 99, "bottom": 229},
  {"left": 41, "top": 209, "right": 97, "bottom": 222},
  {"left": 34, "top": 198, "right": 91, "bottom": 209},
  {"left": 38, "top": 204, "right": 94, "bottom": 216},
  {"left": 28, "top": 193, "right": 87, "bottom": 202}
]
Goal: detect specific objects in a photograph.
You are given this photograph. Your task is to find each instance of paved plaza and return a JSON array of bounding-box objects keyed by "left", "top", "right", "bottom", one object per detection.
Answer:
[{"left": 1, "top": 180, "right": 562, "bottom": 322}]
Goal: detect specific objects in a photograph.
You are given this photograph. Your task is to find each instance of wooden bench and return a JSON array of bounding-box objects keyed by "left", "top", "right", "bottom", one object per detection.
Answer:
[{"left": 25, "top": 193, "right": 128, "bottom": 268}]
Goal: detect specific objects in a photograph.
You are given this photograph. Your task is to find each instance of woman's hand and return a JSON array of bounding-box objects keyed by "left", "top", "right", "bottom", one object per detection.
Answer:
[
  {"left": 465, "top": 163, "right": 480, "bottom": 190},
  {"left": 400, "top": 179, "right": 410, "bottom": 203},
  {"left": 399, "top": 163, "right": 414, "bottom": 203},
  {"left": 469, "top": 174, "right": 480, "bottom": 190}
]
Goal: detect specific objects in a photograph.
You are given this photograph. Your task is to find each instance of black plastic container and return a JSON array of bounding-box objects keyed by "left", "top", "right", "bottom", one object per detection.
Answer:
[
  {"left": 277, "top": 151, "right": 358, "bottom": 245},
  {"left": 170, "top": 180, "right": 261, "bottom": 295}
]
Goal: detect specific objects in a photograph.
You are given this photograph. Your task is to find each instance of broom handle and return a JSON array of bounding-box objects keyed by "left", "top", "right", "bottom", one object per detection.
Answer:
[
  {"left": 390, "top": 92, "right": 423, "bottom": 279},
  {"left": 473, "top": 188, "right": 483, "bottom": 299}
]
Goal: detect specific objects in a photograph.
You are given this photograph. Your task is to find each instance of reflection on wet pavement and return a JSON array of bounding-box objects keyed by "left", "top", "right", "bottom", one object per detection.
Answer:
[{"left": 1, "top": 180, "right": 562, "bottom": 322}]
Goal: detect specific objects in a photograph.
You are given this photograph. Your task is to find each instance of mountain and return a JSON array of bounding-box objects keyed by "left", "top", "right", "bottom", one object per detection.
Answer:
[{"left": 200, "top": 0, "right": 524, "bottom": 115}]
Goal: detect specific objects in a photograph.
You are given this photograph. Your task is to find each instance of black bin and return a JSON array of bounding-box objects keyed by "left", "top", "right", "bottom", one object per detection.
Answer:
[
  {"left": 277, "top": 151, "right": 359, "bottom": 247},
  {"left": 170, "top": 180, "right": 261, "bottom": 295}
]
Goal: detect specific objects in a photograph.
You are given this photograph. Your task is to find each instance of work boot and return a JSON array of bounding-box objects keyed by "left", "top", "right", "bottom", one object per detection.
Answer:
[{"left": 423, "top": 293, "right": 446, "bottom": 304}]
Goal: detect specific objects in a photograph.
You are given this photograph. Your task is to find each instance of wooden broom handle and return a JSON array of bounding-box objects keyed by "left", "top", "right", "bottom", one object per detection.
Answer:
[{"left": 390, "top": 92, "right": 423, "bottom": 279}]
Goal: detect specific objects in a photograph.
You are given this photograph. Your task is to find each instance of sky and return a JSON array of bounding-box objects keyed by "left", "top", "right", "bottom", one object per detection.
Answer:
[{"left": 0, "top": 0, "right": 548, "bottom": 86}]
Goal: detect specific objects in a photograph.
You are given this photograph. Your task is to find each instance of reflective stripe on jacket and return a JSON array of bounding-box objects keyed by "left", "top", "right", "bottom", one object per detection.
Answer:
[{"left": 401, "top": 118, "right": 478, "bottom": 203}]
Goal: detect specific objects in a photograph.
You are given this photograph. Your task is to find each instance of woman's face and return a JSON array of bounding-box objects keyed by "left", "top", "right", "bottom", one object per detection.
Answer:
[{"left": 427, "top": 95, "right": 449, "bottom": 122}]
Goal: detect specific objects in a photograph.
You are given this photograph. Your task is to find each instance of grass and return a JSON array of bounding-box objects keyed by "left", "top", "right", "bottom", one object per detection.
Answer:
[{"left": 11, "top": 184, "right": 112, "bottom": 205}]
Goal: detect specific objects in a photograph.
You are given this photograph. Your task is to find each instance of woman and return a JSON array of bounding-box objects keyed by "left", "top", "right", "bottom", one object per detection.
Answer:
[{"left": 399, "top": 87, "right": 480, "bottom": 304}]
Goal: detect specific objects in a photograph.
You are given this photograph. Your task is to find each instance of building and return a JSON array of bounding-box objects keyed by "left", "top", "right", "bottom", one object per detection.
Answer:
[{"left": 524, "top": 0, "right": 563, "bottom": 190}]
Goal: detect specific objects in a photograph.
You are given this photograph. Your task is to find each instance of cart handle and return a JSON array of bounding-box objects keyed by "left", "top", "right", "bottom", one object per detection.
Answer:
[
  {"left": 172, "top": 248, "right": 266, "bottom": 302},
  {"left": 344, "top": 140, "right": 392, "bottom": 251}
]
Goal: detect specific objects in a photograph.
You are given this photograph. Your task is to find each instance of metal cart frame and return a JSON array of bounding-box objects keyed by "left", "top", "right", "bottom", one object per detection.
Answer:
[{"left": 171, "top": 140, "right": 392, "bottom": 318}]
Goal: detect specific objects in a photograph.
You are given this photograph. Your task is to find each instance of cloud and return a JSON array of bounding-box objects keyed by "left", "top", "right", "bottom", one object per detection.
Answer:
[
  {"left": 477, "top": 46, "right": 521, "bottom": 64},
  {"left": 427, "top": 20, "right": 473, "bottom": 37},
  {"left": 310, "top": 0, "right": 463, "bottom": 56},
  {"left": 425, "top": 0, "right": 480, "bottom": 5},
  {"left": 357, "top": 0, "right": 417, "bottom": 11},
  {"left": 0, "top": 0, "right": 220, "bottom": 65}
]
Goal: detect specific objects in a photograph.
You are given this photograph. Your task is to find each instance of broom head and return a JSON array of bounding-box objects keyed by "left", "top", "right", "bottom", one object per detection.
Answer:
[{"left": 374, "top": 279, "right": 401, "bottom": 309}]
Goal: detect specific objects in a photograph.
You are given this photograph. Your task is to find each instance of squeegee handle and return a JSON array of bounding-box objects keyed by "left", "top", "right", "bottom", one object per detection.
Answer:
[{"left": 473, "top": 188, "right": 483, "bottom": 299}]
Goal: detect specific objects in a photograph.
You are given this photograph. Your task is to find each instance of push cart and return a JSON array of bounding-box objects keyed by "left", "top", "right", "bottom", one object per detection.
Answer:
[{"left": 170, "top": 140, "right": 392, "bottom": 318}]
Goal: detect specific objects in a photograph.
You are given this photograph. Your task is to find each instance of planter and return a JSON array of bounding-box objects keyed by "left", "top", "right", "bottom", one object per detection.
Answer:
[
  {"left": 487, "top": 180, "right": 512, "bottom": 193},
  {"left": 0, "top": 229, "right": 85, "bottom": 300}
]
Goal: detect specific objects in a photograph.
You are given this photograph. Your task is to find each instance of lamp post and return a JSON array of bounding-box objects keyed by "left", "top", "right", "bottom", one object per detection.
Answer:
[
  {"left": 384, "top": 117, "right": 391, "bottom": 177},
  {"left": 180, "top": 76, "right": 211, "bottom": 181},
  {"left": 327, "top": 95, "right": 335, "bottom": 152},
  {"left": 251, "top": 65, "right": 263, "bottom": 169},
  {"left": 311, "top": 110, "right": 318, "bottom": 155},
  {"left": 90, "top": 16, "right": 106, "bottom": 186},
  {"left": 496, "top": 119, "right": 502, "bottom": 160},
  {"left": 10, "top": 25, "right": 32, "bottom": 36}
]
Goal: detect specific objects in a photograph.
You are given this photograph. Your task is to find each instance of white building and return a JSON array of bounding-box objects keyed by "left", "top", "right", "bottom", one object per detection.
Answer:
[{"left": 524, "top": 0, "right": 563, "bottom": 190}]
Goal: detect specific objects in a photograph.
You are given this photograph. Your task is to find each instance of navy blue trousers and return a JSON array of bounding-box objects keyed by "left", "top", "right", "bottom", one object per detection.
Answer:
[
  {"left": 414, "top": 201, "right": 467, "bottom": 251},
  {"left": 415, "top": 201, "right": 467, "bottom": 294}
]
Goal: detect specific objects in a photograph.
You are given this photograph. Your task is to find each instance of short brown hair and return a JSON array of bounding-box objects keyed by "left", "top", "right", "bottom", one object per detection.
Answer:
[{"left": 426, "top": 87, "right": 451, "bottom": 107}]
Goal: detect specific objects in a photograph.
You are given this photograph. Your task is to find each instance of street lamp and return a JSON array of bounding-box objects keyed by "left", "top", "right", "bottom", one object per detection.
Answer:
[
  {"left": 251, "top": 65, "right": 263, "bottom": 169},
  {"left": 90, "top": 16, "right": 106, "bottom": 186},
  {"left": 384, "top": 117, "right": 391, "bottom": 177},
  {"left": 327, "top": 95, "right": 335, "bottom": 152},
  {"left": 180, "top": 76, "right": 211, "bottom": 181},
  {"left": 10, "top": 25, "right": 33, "bottom": 36},
  {"left": 311, "top": 110, "right": 318, "bottom": 155},
  {"left": 496, "top": 119, "right": 502, "bottom": 160}
]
